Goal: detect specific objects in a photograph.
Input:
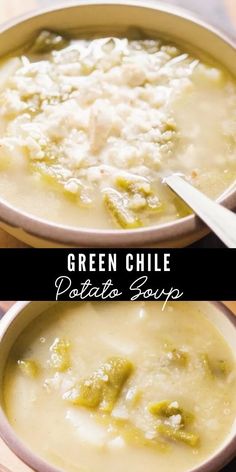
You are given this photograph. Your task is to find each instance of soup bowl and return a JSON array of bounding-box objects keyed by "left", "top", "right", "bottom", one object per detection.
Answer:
[
  {"left": 0, "top": 1, "right": 235, "bottom": 247},
  {"left": 0, "top": 301, "right": 236, "bottom": 472}
]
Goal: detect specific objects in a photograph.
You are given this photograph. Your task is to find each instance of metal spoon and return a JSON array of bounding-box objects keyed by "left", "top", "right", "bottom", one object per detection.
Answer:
[{"left": 165, "top": 175, "right": 236, "bottom": 248}]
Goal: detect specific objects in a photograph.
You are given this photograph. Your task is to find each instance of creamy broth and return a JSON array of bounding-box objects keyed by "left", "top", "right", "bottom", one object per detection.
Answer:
[
  {"left": 0, "top": 31, "right": 236, "bottom": 229},
  {"left": 3, "top": 302, "right": 236, "bottom": 472}
]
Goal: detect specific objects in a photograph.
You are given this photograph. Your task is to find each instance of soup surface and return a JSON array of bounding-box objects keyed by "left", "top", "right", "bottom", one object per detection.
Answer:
[
  {"left": 3, "top": 302, "right": 236, "bottom": 472},
  {"left": 0, "top": 31, "right": 236, "bottom": 229}
]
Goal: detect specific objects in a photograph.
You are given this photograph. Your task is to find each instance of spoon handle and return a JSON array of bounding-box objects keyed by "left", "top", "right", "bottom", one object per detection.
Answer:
[{"left": 166, "top": 175, "right": 236, "bottom": 248}]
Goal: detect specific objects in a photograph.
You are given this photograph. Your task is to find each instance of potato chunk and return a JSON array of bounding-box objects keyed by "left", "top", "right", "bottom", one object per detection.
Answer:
[
  {"left": 89, "top": 102, "right": 113, "bottom": 153},
  {"left": 0, "top": 57, "right": 22, "bottom": 90}
]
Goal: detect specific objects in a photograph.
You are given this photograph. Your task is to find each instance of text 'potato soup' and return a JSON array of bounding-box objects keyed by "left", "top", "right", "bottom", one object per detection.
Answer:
[
  {"left": 3, "top": 302, "right": 236, "bottom": 472},
  {"left": 0, "top": 31, "right": 236, "bottom": 229}
]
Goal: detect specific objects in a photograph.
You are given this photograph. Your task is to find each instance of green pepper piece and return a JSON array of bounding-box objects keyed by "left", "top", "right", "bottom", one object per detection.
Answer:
[
  {"left": 29, "top": 30, "right": 69, "bottom": 54},
  {"left": 149, "top": 401, "right": 194, "bottom": 427},
  {"left": 64, "top": 357, "right": 133, "bottom": 412},
  {"left": 149, "top": 400, "right": 173, "bottom": 416},
  {"left": 101, "top": 357, "right": 133, "bottom": 412},
  {"left": 31, "top": 162, "right": 85, "bottom": 201},
  {"left": 200, "top": 353, "right": 213, "bottom": 377},
  {"left": 148, "top": 400, "right": 181, "bottom": 418},
  {"left": 116, "top": 175, "right": 152, "bottom": 196},
  {"left": 115, "top": 175, "right": 163, "bottom": 215},
  {"left": 214, "top": 359, "right": 229, "bottom": 377},
  {"left": 65, "top": 375, "right": 102, "bottom": 408},
  {"left": 98, "top": 416, "right": 168, "bottom": 452},
  {"left": 166, "top": 348, "right": 189, "bottom": 368},
  {"left": 200, "top": 354, "right": 230, "bottom": 379},
  {"left": 117, "top": 420, "right": 168, "bottom": 452},
  {"left": 103, "top": 188, "right": 142, "bottom": 229},
  {"left": 49, "top": 338, "right": 71, "bottom": 372},
  {"left": 157, "top": 423, "right": 199, "bottom": 447}
]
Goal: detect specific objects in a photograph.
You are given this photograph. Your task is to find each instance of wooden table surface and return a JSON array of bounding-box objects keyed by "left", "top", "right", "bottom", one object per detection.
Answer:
[{"left": 0, "top": 0, "right": 235, "bottom": 247}]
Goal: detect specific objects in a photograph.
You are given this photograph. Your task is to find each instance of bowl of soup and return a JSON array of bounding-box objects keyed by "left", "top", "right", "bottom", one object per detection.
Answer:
[
  {"left": 0, "top": 301, "right": 236, "bottom": 472},
  {"left": 0, "top": 1, "right": 236, "bottom": 247}
]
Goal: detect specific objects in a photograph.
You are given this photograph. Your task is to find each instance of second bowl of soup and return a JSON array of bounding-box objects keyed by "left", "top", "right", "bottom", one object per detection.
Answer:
[
  {"left": 0, "top": 1, "right": 236, "bottom": 246},
  {"left": 0, "top": 301, "right": 236, "bottom": 472}
]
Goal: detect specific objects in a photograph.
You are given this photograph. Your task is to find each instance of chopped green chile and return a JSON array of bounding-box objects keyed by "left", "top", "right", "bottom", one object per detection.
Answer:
[
  {"left": 103, "top": 189, "right": 142, "bottom": 229},
  {"left": 116, "top": 175, "right": 152, "bottom": 196},
  {"left": 33, "top": 161, "right": 94, "bottom": 208},
  {"left": 31, "top": 162, "right": 65, "bottom": 188},
  {"left": 200, "top": 354, "right": 213, "bottom": 377},
  {"left": 49, "top": 338, "right": 71, "bottom": 372},
  {"left": 200, "top": 354, "right": 230, "bottom": 379},
  {"left": 115, "top": 175, "right": 163, "bottom": 214},
  {"left": 122, "top": 423, "right": 168, "bottom": 452},
  {"left": 150, "top": 400, "right": 198, "bottom": 447},
  {"left": 17, "top": 359, "right": 40, "bottom": 378},
  {"left": 214, "top": 359, "right": 230, "bottom": 377},
  {"left": 149, "top": 400, "right": 174, "bottom": 416},
  {"left": 156, "top": 424, "right": 200, "bottom": 448},
  {"left": 149, "top": 401, "right": 194, "bottom": 428},
  {"left": 166, "top": 349, "right": 189, "bottom": 368},
  {"left": 64, "top": 357, "right": 133, "bottom": 412},
  {"left": 29, "top": 30, "right": 69, "bottom": 54},
  {"left": 31, "top": 162, "right": 83, "bottom": 201},
  {"left": 100, "top": 416, "right": 168, "bottom": 452}
]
